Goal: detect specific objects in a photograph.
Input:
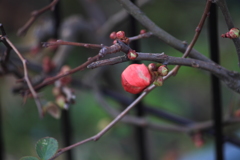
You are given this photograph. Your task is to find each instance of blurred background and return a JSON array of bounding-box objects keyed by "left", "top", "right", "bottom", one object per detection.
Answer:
[{"left": 1, "top": 0, "right": 240, "bottom": 160}]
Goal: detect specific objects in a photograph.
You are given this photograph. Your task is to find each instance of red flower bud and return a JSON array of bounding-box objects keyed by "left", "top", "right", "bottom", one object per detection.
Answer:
[
  {"left": 110, "top": 32, "right": 117, "bottom": 39},
  {"left": 127, "top": 50, "right": 138, "bottom": 60},
  {"left": 140, "top": 29, "right": 146, "bottom": 34},
  {"left": 116, "top": 31, "right": 126, "bottom": 39},
  {"left": 157, "top": 65, "right": 168, "bottom": 76},
  {"left": 121, "top": 64, "right": 152, "bottom": 94},
  {"left": 221, "top": 28, "right": 239, "bottom": 39}
]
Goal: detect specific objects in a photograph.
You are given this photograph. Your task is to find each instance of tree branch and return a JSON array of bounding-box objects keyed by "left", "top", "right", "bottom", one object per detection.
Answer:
[
  {"left": 1, "top": 36, "right": 43, "bottom": 118},
  {"left": 115, "top": 0, "right": 212, "bottom": 63},
  {"left": 88, "top": 52, "right": 240, "bottom": 94},
  {"left": 215, "top": 0, "right": 240, "bottom": 67},
  {"left": 17, "top": 0, "right": 60, "bottom": 36}
]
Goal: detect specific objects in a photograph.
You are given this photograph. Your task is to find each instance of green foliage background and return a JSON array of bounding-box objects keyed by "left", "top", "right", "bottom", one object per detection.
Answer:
[{"left": 1, "top": 0, "right": 240, "bottom": 160}]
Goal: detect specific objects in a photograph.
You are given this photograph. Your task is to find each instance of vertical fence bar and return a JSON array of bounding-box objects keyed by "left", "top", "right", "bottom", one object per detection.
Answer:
[
  {"left": 129, "top": 1, "right": 149, "bottom": 160},
  {"left": 51, "top": 1, "right": 73, "bottom": 159},
  {"left": 0, "top": 100, "right": 4, "bottom": 160},
  {"left": 208, "top": 3, "right": 224, "bottom": 160}
]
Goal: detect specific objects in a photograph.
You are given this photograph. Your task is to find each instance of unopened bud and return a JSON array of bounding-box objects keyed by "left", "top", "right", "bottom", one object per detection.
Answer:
[
  {"left": 110, "top": 32, "right": 117, "bottom": 39},
  {"left": 116, "top": 31, "right": 126, "bottom": 39},
  {"left": 140, "top": 29, "right": 146, "bottom": 34},
  {"left": 148, "top": 63, "right": 158, "bottom": 72},
  {"left": 127, "top": 50, "right": 138, "bottom": 60},
  {"left": 157, "top": 65, "right": 168, "bottom": 76},
  {"left": 221, "top": 28, "right": 240, "bottom": 39},
  {"left": 121, "top": 64, "right": 152, "bottom": 94},
  {"left": 153, "top": 76, "right": 163, "bottom": 86}
]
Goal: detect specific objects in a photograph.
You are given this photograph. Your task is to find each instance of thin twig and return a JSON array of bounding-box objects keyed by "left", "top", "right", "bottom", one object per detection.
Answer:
[
  {"left": 42, "top": 40, "right": 103, "bottom": 49},
  {"left": 115, "top": 0, "right": 212, "bottom": 63},
  {"left": 17, "top": 0, "right": 60, "bottom": 36},
  {"left": 49, "top": 77, "right": 240, "bottom": 159},
  {"left": 165, "top": 0, "right": 212, "bottom": 78},
  {"left": 129, "top": 31, "right": 153, "bottom": 42},
  {"left": 32, "top": 39, "right": 129, "bottom": 92},
  {"left": 87, "top": 52, "right": 240, "bottom": 94},
  {"left": 32, "top": 54, "right": 101, "bottom": 92},
  {"left": 97, "top": 0, "right": 150, "bottom": 36},
  {"left": 0, "top": 24, "right": 11, "bottom": 62},
  {"left": 214, "top": 0, "right": 240, "bottom": 67},
  {"left": 2, "top": 36, "right": 43, "bottom": 118},
  {"left": 50, "top": 88, "right": 149, "bottom": 160}
]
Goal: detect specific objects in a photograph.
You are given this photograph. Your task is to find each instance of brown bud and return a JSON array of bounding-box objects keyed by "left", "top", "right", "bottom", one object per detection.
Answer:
[
  {"left": 42, "top": 56, "right": 55, "bottom": 73},
  {"left": 122, "top": 37, "right": 130, "bottom": 44},
  {"left": 59, "top": 65, "right": 72, "bottom": 85},
  {"left": 148, "top": 63, "right": 158, "bottom": 72}
]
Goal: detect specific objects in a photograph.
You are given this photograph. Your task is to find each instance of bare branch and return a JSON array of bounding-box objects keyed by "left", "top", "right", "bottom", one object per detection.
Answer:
[
  {"left": 97, "top": 0, "right": 150, "bottom": 36},
  {"left": 42, "top": 40, "right": 102, "bottom": 49},
  {"left": 128, "top": 31, "right": 153, "bottom": 42},
  {"left": 115, "top": 0, "right": 212, "bottom": 63},
  {"left": 166, "top": 0, "right": 212, "bottom": 77},
  {"left": 214, "top": 0, "right": 240, "bottom": 67},
  {"left": 88, "top": 52, "right": 240, "bottom": 94},
  {"left": 1, "top": 36, "right": 43, "bottom": 118},
  {"left": 17, "top": 0, "right": 60, "bottom": 36}
]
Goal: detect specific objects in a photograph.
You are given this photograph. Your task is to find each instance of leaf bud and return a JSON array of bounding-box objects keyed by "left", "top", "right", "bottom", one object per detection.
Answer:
[
  {"left": 153, "top": 76, "right": 163, "bottom": 86},
  {"left": 157, "top": 65, "right": 168, "bottom": 76},
  {"left": 221, "top": 28, "right": 239, "bottom": 39},
  {"left": 127, "top": 50, "right": 138, "bottom": 60}
]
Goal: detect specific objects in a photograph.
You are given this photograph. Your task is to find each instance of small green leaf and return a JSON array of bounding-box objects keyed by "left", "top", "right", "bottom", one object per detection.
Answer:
[
  {"left": 20, "top": 156, "right": 39, "bottom": 160},
  {"left": 35, "top": 137, "right": 58, "bottom": 160}
]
